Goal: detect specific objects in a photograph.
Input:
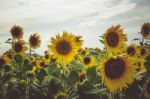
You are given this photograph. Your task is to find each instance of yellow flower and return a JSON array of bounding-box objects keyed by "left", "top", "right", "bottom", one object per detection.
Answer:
[
  {"left": 80, "top": 48, "right": 90, "bottom": 56},
  {"left": 81, "top": 56, "right": 95, "bottom": 69},
  {"left": 103, "top": 25, "right": 127, "bottom": 54},
  {"left": 10, "top": 25, "right": 23, "bottom": 39},
  {"left": 29, "top": 33, "right": 41, "bottom": 49},
  {"left": 36, "top": 59, "right": 47, "bottom": 68},
  {"left": 54, "top": 92, "right": 67, "bottom": 99},
  {"left": 29, "top": 56, "right": 35, "bottom": 62},
  {"left": 12, "top": 40, "right": 27, "bottom": 55},
  {"left": 144, "top": 79, "right": 150, "bottom": 98},
  {"left": 49, "top": 31, "right": 80, "bottom": 64},
  {"left": 139, "top": 47, "right": 149, "bottom": 58},
  {"left": 126, "top": 44, "right": 138, "bottom": 57},
  {"left": 79, "top": 71, "right": 86, "bottom": 82},
  {"left": 135, "top": 59, "right": 146, "bottom": 73},
  {"left": 75, "top": 35, "right": 83, "bottom": 46},
  {"left": 141, "top": 22, "right": 150, "bottom": 38},
  {"left": 100, "top": 56, "right": 136, "bottom": 92}
]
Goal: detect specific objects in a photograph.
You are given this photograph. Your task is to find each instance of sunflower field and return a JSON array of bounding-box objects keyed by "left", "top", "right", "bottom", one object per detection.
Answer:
[{"left": 0, "top": 23, "right": 150, "bottom": 99}]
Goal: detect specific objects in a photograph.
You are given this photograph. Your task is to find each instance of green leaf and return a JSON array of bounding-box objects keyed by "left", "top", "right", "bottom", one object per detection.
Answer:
[
  {"left": 68, "top": 70, "right": 79, "bottom": 85},
  {"left": 86, "top": 66, "right": 97, "bottom": 83}
]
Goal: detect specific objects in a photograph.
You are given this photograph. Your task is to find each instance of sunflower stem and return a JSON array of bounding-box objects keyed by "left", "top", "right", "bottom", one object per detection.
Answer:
[{"left": 29, "top": 45, "right": 32, "bottom": 55}]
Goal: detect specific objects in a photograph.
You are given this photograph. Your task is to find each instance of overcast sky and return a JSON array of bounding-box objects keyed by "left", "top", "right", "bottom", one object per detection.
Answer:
[{"left": 0, "top": 0, "right": 150, "bottom": 55}]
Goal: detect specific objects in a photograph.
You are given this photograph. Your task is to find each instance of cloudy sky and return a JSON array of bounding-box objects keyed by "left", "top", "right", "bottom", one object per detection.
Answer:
[{"left": 0, "top": 0, "right": 150, "bottom": 55}]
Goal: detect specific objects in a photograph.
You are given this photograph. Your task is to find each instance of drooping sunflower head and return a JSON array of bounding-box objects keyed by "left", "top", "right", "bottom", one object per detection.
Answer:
[
  {"left": 139, "top": 47, "right": 149, "bottom": 58},
  {"left": 103, "top": 25, "right": 127, "bottom": 54},
  {"left": 81, "top": 56, "right": 95, "bottom": 69},
  {"left": 0, "top": 56, "right": 6, "bottom": 68},
  {"left": 100, "top": 56, "right": 136, "bottom": 92},
  {"left": 49, "top": 31, "right": 80, "bottom": 64},
  {"left": 141, "top": 22, "right": 150, "bottom": 38},
  {"left": 135, "top": 59, "right": 146, "bottom": 73},
  {"left": 80, "top": 48, "right": 90, "bottom": 56},
  {"left": 54, "top": 92, "right": 67, "bottom": 99},
  {"left": 10, "top": 25, "right": 23, "bottom": 39},
  {"left": 79, "top": 71, "right": 86, "bottom": 82},
  {"left": 144, "top": 79, "right": 150, "bottom": 98},
  {"left": 126, "top": 44, "right": 138, "bottom": 57},
  {"left": 12, "top": 40, "right": 27, "bottom": 55},
  {"left": 75, "top": 35, "right": 83, "bottom": 46},
  {"left": 29, "top": 33, "right": 41, "bottom": 49}
]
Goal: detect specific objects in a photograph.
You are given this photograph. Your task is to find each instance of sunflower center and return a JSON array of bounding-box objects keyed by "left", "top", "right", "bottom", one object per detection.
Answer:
[
  {"left": 0, "top": 59, "right": 5, "bottom": 66},
  {"left": 11, "top": 28, "right": 21, "bottom": 38},
  {"left": 127, "top": 47, "right": 135, "bottom": 56},
  {"left": 40, "top": 62, "right": 45, "bottom": 67},
  {"left": 15, "top": 43, "right": 23, "bottom": 53},
  {"left": 30, "top": 37, "right": 38, "bottom": 46},
  {"left": 56, "top": 40, "right": 72, "bottom": 55},
  {"left": 140, "top": 48, "right": 146, "bottom": 56},
  {"left": 143, "top": 26, "right": 149, "bottom": 35},
  {"left": 83, "top": 57, "right": 91, "bottom": 65},
  {"left": 45, "top": 54, "right": 49, "bottom": 59},
  {"left": 146, "top": 81, "right": 150, "bottom": 94},
  {"left": 106, "top": 32, "right": 119, "bottom": 47},
  {"left": 105, "top": 58, "right": 125, "bottom": 79}
]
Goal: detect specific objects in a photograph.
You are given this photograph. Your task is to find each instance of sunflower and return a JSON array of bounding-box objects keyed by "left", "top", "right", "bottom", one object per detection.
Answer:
[
  {"left": 36, "top": 59, "right": 47, "bottom": 68},
  {"left": 29, "top": 56, "right": 35, "bottom": 62},
  {"left": 100, "top": 56, "right": 136, "bottom": 92},
  {"left": 0, "top": 56, "right": 6, "bottom": 68},
  {"left": 10, "top": 25, "right": 23, "bottom": 39},
  {"left": 75, "top": 35, "right": 83, "bottom": 46},
  {"left": 139, "top": 47, "right": 149, "bottom": 58},
  {"left": 79, "top": 71, "right": 86, "bottom": 82},
  {"left": 29, "top": 33, "right": 41, "bottom": 49},
  {"left": 141, "top": 22, "right": 150, "bottom": 38},
  {"left": 49, "top": 31, "right": 80, "bottom": 64},
  {"left": 44, "top": 53, "right": 51, "bottom": 63},
  {"left": 126, "top": 44, "right": 138, "bottom": 57},
  {"left": 54, "top": 92, "right": 67, "bottom": 99},
  {"left": 135, "top": 59, "right": 146, "bottom": 73},
  {"left": 103, "top": 25, "right": 127, "bottom": 54},
  {"left": 12, "top": 40, "right": 27, "bottom": 55},
  {"left": 80, "top": 48, "right": 90, "bottom": 56},
  {"left": 144, "top": 79, "right": 150, "bottom": 98},
  {"left": 81, "top": 56, "right": 95, "bottom": 69}
]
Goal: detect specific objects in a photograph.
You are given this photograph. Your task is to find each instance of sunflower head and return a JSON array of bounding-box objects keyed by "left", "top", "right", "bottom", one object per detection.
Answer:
[
  {"left": 81, "top": 48, "right": 90, "bottom": 56},
  {"left": 49, "top": 31, "right": 80, "bottom": 64},
  {"left": 144, "top": 79, "right": 150, "bottom": 98},
  {"left": 29, "top": 33, "right": 41, "bottom": 49},
  {"left": 100, "top": 56, "right": 136, "bottom": 92},
  {"left": 126, "top": 44, "right": 138, "bottom": 57},
  {"left": 139, "top": 47, "right": 149, "bottom": 58},
  {"left": 81, "top": 56, "right": 95, "bottom": 69},
  {"left": 75, "top": 36, "right": 83, "bottom": 46},
  {"left": 135, "top": 59, "right": 145, "bottom": 73},
  {"left": 12, "top": 40, "right": 27, "bottom": 55},
  {"left": 54, "top": 92, "right": 67, "bottom": 99},
  {"left": 10, "top": 25, "right": 23, "bottom": 39},
  {"left": 103, "top": 25, "right": 127, "bottom": 54},
  {"left": 29, "top": 56, "right": 35, "bottom": 62},
  {"left": 141, "top": 22, "right": 150, "bottom": 38},
  {"left": 79, "top": 71, "right": 86, "bottom": 82}
]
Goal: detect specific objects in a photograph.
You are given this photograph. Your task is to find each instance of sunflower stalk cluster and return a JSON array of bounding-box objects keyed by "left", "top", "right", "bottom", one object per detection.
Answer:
[{"left": 0, "top": 22, "right": 150, "bottom": 99}]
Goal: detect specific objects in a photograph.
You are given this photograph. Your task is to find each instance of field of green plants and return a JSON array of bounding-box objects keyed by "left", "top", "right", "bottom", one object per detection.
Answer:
[{"left": 0, "top": 22, "right": 150, "bottom": 99}]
